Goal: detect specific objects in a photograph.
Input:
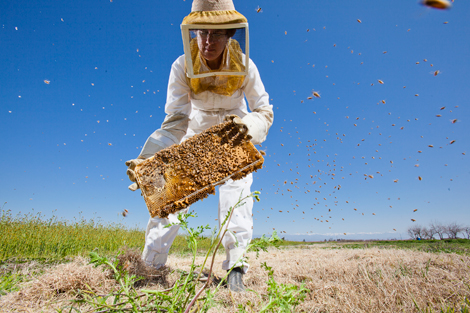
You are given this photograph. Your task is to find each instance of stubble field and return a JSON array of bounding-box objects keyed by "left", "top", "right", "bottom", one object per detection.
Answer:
[{"left": 1, "top": 244, "right": 469, "bottom": 312}]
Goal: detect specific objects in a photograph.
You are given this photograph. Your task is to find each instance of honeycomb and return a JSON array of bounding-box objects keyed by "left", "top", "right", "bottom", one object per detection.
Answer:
[{"left": 135, "top": 121, "right": 264, "bottom": 218}]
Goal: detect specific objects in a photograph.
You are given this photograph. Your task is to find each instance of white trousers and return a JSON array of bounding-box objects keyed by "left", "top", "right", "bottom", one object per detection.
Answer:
[{"left": 142, "top": 173, "right": 253, "bottom": 273}]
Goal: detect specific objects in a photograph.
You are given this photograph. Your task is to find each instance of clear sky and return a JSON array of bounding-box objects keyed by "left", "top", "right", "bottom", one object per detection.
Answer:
[{"left": 1, "top": 0, "right": 469, "bottom": 241}]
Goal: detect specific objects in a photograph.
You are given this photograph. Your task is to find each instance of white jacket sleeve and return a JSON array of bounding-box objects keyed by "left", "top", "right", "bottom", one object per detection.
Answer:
[
  {"left": 241, "top": 59, "right": 274, "bottom": 145},
  {"left": 139, "top": 57, "right": 191, "bottom": 159}
]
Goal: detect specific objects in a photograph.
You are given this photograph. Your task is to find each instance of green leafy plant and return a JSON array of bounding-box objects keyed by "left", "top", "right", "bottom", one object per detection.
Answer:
[
  {"left": 0, "top": 272, "right": 22, "bottom": 295},
  {"left": 61, "top": 191, "right": 302, "bottom": 313},
  {"left": 256, "top": 262, "right": 309, "bottom": 312}
]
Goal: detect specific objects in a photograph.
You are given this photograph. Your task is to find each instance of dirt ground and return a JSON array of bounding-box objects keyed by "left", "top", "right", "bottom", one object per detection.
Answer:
[{"left": 1, "top": 246, "right": 469, "bottom": 312}]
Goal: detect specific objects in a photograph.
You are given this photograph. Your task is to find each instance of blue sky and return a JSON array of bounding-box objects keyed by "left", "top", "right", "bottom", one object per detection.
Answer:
[{"left": 1, "top": 0, "right": 469, "bottom": 241}]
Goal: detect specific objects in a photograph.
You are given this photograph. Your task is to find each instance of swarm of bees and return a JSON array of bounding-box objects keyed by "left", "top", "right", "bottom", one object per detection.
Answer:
[{"left": 35, "top": 0, "right": 460, "bottom": 239}]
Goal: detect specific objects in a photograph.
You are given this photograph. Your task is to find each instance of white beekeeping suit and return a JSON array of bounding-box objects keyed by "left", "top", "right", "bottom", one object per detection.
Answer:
[{"left": 126, "top": 0, "right": 273, "bottom": 291}]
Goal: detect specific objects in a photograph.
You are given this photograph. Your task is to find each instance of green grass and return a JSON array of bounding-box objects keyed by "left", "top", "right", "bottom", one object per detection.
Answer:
[
  {"left": 0, "top": 209, "right": 144, "bottom": 261},
  {"left": 0, "top": 207, "right": 227, "bottom": 263},
  {"left": 340, "top": 239, "right": 470, "bottom": 255},
  {"left": 0, "top": 271, "right": 23, "bottom": 296},
  {"left": 275, "top": 240, "right": 320, "bottom": 247},
  {"left": 2, "top": 206, "right": 469, "bottom": 262}
]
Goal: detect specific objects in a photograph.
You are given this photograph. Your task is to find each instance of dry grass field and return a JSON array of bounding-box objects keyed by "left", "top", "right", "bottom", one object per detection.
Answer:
[{"left": 1, "top": 245, "right": 469, "bottom": 312}]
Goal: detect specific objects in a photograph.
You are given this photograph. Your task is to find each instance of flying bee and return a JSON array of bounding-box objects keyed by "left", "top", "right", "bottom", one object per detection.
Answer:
[
  {"left": 434, "top": 70, "right": 440, "bottom": 76},
  {"left": 255, "top": 6, "right": 262, "bottom": 13},
  {"left": 378, "top": 79, "right": 384, "bottom": 84},
  {"left": 421, "top": 0, "right": 451, "bottom": 9},
  {"left": 357, "top": 19, "right": 362, "bottom": 23},
  {"left": 44, "top": 79, "right": 50, "bottom": 84},
  {"left": 411, "top": 219, "right": 416, "bottom": 222},
  {"left": 121, "top": 209, "right": 129, "bottom": 217}
]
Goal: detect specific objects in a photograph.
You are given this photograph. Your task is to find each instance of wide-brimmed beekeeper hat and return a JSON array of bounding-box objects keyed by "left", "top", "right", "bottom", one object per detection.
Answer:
[
  {"left": 183, "top": 0, "right": 247, "bottom": 25},
  {"left": 181, "top": 0, "right": 249, "bottom": 96}
]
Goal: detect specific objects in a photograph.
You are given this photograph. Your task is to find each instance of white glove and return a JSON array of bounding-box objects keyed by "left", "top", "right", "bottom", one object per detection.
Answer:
[
  {"left": 125, "top": 158, "right": 145, "bottom": 191},
  {"left": 224, "top": 114, "right": 252, "bottom": 140}
]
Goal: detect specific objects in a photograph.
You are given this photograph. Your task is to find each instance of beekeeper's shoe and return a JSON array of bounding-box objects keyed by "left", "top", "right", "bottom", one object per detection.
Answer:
[{"left": 227, "top": 267, "right": 245, "bottom": 292}]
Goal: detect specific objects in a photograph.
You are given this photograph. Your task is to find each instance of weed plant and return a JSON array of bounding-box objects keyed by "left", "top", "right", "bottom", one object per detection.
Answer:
[
  {"left": 237, "top": 262, "right": 308, "bottom": 313},
  {"left": 60, "top": 191, "right": 309, "bottom": 313}
]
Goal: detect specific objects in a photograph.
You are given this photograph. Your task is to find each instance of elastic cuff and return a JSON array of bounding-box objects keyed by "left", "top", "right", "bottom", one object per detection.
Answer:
[
  {"left": 222, "top": 247, "right": 249, "bottom": 273},
  {"left": 142, "top": 250, "right": 168, "bottom": 269}
]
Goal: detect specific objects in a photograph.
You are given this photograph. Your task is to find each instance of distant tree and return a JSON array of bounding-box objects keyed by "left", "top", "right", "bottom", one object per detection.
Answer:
[
  {"left": 407, "top": 225, "right": 424, "bottom": 239},
  {"left": 426, "top": 223, "right": 438, "bottom": 239},
  {"left": 431, "top": 222, "right": 446, "bottom": 240},
  {"left": 421, "top": 227, "right": 434, "bottom": 240},
  {"left": 464, "top": 226, "right": 470, "bottom": 240},
  {"left": 445, "top": 222, "right": 463, "bottom": 239}
]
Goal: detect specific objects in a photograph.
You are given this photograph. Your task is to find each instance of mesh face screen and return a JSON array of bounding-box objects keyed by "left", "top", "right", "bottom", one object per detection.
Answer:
[
  {"left": 135, "top": 121, "right": 264, "bottom": 218},
  {"left": 181, "top": 23, "right": 249, "bottom": 80}
]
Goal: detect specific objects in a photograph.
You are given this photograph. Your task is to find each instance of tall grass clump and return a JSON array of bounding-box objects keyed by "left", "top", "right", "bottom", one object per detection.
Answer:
[{"left": 0, "top": 207, "right": 144, "bottom": 260}]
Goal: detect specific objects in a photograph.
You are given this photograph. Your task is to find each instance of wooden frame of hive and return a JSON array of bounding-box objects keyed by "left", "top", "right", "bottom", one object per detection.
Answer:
[{"left": 135, "top": 121, "right": 264, "bottom": 218}]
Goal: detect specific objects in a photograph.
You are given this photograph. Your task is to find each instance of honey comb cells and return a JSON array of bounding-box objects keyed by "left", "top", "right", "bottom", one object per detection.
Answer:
[{"left": 135, "top": 121, "right": 264, "bottom": 218}]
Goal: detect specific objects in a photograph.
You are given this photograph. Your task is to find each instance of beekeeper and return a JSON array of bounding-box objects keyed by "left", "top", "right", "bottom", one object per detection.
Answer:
[{"left": 126, "top": 0, "right": 273, "bottom": 292}]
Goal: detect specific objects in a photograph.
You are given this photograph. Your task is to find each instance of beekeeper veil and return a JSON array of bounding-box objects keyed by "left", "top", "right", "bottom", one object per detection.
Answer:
[{"left": 181, "top": 0, "right": 249, "bottom": 96}]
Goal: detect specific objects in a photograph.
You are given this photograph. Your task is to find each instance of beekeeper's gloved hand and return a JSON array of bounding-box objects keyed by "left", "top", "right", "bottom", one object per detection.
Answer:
[
  {"left": 125, "top": 158, "right": 145, "bottom": 191},
  {"left": 224, "top": 114, "right": 252, "bottom": 140}
]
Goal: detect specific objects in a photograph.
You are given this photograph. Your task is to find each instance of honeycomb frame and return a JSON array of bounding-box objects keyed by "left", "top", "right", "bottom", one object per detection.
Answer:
[{"left": 135, "top": 121, "right": 264, "bottom": 218}]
